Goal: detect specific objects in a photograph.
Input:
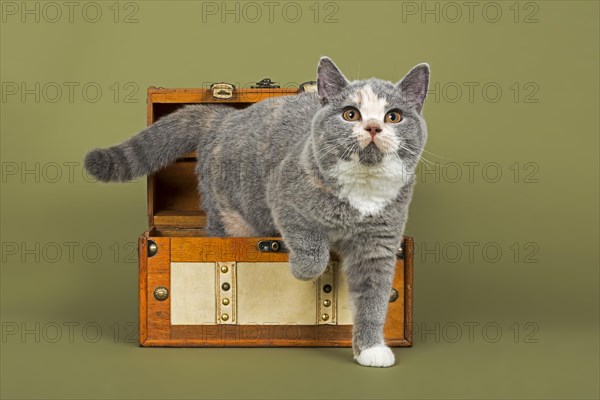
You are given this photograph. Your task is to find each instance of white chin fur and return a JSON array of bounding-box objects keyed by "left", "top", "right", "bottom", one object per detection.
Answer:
[
  {"left": 355, "top": 345, "right": 395, "bottom": 367},
  {"left": 334, "top": 155, "right": 408, "bottom": 217}
]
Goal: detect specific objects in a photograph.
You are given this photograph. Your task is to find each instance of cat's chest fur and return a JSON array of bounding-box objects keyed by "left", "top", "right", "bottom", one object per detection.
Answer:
[{"left": 333, "top": 155, "right": 408, "bottom": 217}]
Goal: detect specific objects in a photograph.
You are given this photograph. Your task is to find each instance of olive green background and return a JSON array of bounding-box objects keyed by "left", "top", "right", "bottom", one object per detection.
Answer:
[{"left": 1, "top": 1, "right": 598, "bottom": 399}]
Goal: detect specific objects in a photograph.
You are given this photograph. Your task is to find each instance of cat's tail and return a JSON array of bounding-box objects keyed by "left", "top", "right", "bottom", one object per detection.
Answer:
[{"left": 84, "top": 104, "right": 225, "bottom": 182}]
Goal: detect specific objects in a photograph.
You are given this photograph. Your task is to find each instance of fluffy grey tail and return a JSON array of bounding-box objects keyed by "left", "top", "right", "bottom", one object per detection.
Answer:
[{"left": 84, "top": 104, "right": 224, "bottom": 182}]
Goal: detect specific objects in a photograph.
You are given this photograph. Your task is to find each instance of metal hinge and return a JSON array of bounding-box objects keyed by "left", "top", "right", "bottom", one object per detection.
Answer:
[{"left": 251, "top": 78, "right": 280, "bottom": 89}]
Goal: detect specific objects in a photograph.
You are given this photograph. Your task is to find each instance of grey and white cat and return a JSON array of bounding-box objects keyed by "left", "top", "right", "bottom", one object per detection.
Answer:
[{"left": 84, "top": 57, "right": 429, "bottom": 367}]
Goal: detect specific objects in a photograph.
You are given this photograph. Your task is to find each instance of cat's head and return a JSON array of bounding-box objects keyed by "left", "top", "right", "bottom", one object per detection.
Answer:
[{"left": 311, "top": 57, "right": 429, "bottom": 177}]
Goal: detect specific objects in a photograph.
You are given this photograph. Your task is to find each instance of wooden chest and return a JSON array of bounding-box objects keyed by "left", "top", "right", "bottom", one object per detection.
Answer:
[{"left": 138, "top": 84, "right": 414, "bottom": 347}]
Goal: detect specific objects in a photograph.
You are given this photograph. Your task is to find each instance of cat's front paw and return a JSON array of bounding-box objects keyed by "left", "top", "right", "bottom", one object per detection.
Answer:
[
  {"left": 289, "top": 251, "right": 328, "bottom": 281},
  {"left": 354, "top": 345, "right": 395, "bottom": 368}
]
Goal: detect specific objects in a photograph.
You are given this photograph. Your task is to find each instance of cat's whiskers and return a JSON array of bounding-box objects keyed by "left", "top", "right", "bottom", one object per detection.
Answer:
[
  {"left": 317, "top": 137, "right": 346, "bottom": 146},
  {"left": 421, "top": 148, "right": 451, "bottom": 160},
  {"left": 317, "top": 140, "right": 358, "bottom": 162},
  {"left": 329, "top": 143, "right": 356, "bottom": 179},
  {"left": 396, "top": 143, "right": 436, "bottom": 166},
  {"left": 339, "top": 143, "right": 357, "bottom": 161},
  {"left": 318, "top": 143, "right": 341, "bottom": 153},
  {"left": 327, "top": 144, "right": 358, "bottom": 180},
  {"left": 316, "top": 139, "right": 347, "bottom": 153},
  {"left": 318, "top": 145, "right": 345, "bottom": 160}
]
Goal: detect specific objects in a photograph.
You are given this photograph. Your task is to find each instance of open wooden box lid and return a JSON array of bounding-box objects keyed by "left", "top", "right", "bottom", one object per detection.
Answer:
[{"left": 146, "top": 85, "right": 304, "bottom": 231}]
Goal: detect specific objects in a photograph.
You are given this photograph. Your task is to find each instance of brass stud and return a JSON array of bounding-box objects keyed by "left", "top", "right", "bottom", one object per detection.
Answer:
[
  {"left": 221, "top": 282, "right": 230, "bottom": 291},
  {"left": 222, "top": 298, "right": 230, "bottom": 306},
  {"left": 323, "top": 299, "right": 331, "bottom": 307},
  {"left": 221, "top": 313, "right": 229, "bottom": 321},
  {"left": 389, "top": 288, "right": 399, "bottom": 302},
  {"left": 321, "top": 313, "right": 329, "bottom": 321},
  {"left": 148, "top": 241, "right": 158, "bottom": 257},
  {"left": 153, "top": 286, "right": 168, "bottom": 301},
  {"left": 220, "top": 265, "right": 229, "bottom": 273}
]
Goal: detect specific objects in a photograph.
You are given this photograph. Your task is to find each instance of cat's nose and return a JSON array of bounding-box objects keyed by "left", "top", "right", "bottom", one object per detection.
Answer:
[{"left": 365, "top": 123, "right": 382, "bottom": 138}]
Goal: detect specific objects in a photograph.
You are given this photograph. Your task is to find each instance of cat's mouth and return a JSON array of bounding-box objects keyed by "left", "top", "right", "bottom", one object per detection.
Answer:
[{"left": 356, "top": 143, "right": 384, "bottom": 166}]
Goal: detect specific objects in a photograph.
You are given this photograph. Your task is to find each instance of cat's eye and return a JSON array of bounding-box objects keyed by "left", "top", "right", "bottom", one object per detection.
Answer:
[
  {"left": 384, "top": 110, "right": 402, "bottom": 123},
  {"left": 342, "top": 107, "right": 361, "bottom": 122}
]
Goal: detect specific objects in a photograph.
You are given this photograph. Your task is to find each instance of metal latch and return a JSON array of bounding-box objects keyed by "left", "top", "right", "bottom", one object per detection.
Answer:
[
  {"left": 251, "top": 78, "right": 280, "bottom": 89},
  {"left": 257, "top": 240, "right": 287, "bottom": 252},
  {"left": 210, "top": 82, "right": 235, "bottom": 99}
]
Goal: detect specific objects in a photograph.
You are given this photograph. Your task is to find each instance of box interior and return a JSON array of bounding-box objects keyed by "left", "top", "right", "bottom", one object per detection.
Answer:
[
  {"left": 150, "top": 102, "right": 256, "bottom": 228},
  {"left": 147, "top": 227, "right": 208, "bottom": 237},
  {"left": 147, "top": 88, "right": 300, "bottom": 229}
]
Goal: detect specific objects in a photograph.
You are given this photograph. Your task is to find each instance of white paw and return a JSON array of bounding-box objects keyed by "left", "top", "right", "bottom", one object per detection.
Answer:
[{"left": 354, "top": 345, "right": 395, "bottom": 367}]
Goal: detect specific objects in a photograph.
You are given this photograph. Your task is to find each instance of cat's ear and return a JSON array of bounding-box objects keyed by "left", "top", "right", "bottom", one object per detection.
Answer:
[
  {"left": 397, "top": 63, "right": 430, "bottom": 113},
  {"left": 317, "top": 57, "right": 349, "bottom": 105}
]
